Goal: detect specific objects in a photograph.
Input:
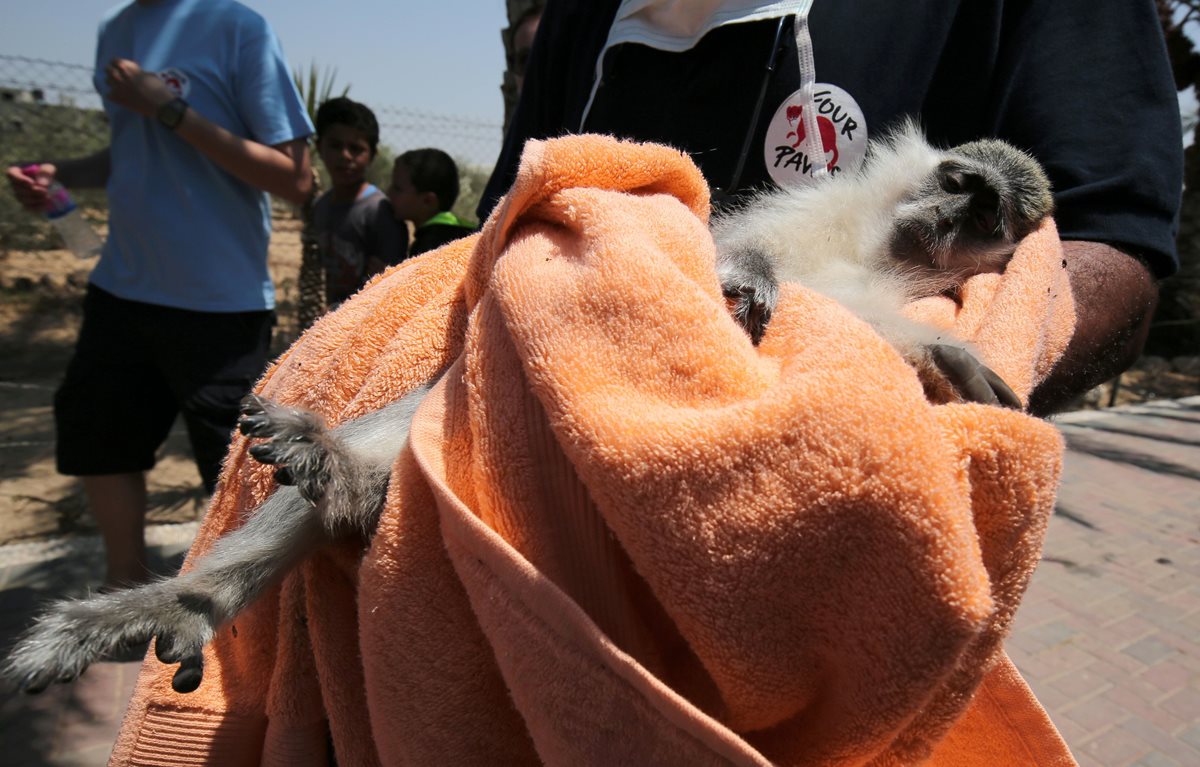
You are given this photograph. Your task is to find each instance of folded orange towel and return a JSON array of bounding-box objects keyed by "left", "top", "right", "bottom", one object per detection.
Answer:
[{"left": 111, "top": 135, "right": 1076, "bottom": 766}]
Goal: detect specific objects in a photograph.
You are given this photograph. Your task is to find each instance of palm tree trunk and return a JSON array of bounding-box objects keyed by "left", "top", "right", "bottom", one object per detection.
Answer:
[
  {"left": 1150, "top": 1, "right": 1200, "bottom": 356},
  {"left": 501, "top": 0, "right": 544, "bottom": 135},
  {"left": 297, "top": 167, "right": 325, "bottom": 333}
]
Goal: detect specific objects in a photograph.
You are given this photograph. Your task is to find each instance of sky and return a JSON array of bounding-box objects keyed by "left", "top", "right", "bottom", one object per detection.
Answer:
[{"left": 0, "top": 0, "right": 513, "bottom": 161}]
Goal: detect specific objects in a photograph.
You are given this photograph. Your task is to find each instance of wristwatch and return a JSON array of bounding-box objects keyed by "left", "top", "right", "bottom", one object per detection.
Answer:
[{"left": 156, "top": 97, "right": 189, "bottom": 131}]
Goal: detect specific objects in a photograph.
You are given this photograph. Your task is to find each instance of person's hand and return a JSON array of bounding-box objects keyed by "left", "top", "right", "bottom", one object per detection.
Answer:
[
  {"left": 103, "top": 58, "right": 174, "bottom": 118},
  {"left": 5, "top": 163, "right": 55, "bottom": 212}
]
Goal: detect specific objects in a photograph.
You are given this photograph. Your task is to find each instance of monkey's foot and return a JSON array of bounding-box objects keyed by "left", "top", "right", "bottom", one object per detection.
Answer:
[
  {"left": 718, "top": 247, "right": 779, "bottom": 345},
  {"left": 923, "top": 344, "right": 1022, "bottom": 409},
  {"left": 5, "top": 583, "right": 215, "bottom": 695},
  {"left": 239, "top": 394, "right": 333, "bottom": 503}
]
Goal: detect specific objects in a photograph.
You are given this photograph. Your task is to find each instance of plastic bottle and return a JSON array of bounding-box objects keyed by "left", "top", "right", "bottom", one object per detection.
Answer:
[{"left": 22, "top": 165, "right": 104, "bottom": 259}]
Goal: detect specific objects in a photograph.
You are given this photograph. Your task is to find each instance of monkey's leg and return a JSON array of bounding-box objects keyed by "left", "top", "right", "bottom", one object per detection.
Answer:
[
  {"left": 832, "top": 287, "right": 1021, "bottom": 409},
  {"left": 926, "top": 344, "right": 1022, "bottom": 409},
  {"left": 7, "top": 387, "right": 430, "bottom": 695},
  {"left": 880, "top": 332, "right": 1021, "bottom": 409},
  {"left": 6, "top": 486, "right": 322, "bottom": 694}
]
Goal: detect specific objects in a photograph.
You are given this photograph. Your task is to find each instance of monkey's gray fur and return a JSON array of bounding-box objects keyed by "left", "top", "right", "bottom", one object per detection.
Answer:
[{"left": 5, "top": 125, "right": 1052, "bottom": 695}]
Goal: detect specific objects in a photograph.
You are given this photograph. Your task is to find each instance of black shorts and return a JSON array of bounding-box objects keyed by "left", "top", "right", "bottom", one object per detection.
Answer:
[{"left": 55, "top": 285, "right": 274, "bottom": 493}]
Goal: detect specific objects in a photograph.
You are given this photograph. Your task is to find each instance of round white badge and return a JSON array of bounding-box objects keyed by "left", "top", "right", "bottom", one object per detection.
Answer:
[
  {"left": 156, "top": 67, "right": 191, "bottom": 99},
  {"left": 763, "top": 84, "right": 867, "bottom": 188}
]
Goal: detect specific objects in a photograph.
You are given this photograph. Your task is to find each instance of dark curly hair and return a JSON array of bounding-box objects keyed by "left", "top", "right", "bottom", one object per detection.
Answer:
[{"left": 315, "top": 96, "right": 380, "bottom": 156}]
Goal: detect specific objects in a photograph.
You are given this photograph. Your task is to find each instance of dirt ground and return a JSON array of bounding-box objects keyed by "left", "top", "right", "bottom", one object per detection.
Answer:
[
  {"left": 1, "top": 219, "right": 1198, "bottom": 544},
  {"left": 0, "top": 218, "right": 303, "bottom": 545}
]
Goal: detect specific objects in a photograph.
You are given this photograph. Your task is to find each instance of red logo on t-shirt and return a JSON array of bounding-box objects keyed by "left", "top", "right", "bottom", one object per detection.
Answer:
[{"left": 156, "top": 67, "right": 190, "bottom": 99}]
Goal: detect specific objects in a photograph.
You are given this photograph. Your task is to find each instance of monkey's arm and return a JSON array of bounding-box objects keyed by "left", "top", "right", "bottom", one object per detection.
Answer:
[
  {"left": 715, "top": 244, "right": 779, "bottom": 345},
  {"left": 721, "top": 245, "right": 1021, "bottom": 408},
  {"left": 1028, "top": 241, "right": 1157, "bottom": 416},
  {"left": 827, "top": 279, "right": 1022, "bottom": 409},
  {"left": 6, "top": 388, "right": 429, "bottom": 695}
]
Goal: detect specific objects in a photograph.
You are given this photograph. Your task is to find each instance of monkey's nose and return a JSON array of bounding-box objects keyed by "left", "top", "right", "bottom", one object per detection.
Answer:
[
  {"left": 937, "top": 163, "right": 1002, "bottom": 237},
  {"left": 938, "top": 167, "right": 966, "bottom": 194},
  {"left": 969, "top": 187, "right": 1001, "bottom": 236}
]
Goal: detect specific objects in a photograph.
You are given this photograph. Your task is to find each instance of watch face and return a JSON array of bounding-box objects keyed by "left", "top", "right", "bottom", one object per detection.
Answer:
[{"left": 158, "top": 98, "right": 187, "bottom": 129}]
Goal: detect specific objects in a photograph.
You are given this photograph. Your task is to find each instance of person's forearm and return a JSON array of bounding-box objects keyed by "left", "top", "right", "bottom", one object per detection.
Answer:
[
  {"left": 51, "top": 148, "right": 111, "bottom": 189},
  {"left": 1027, "top": 240, "right": 1158, "bottom": 416},
  {"left": 100, "top": 58, "right": 311, "bottom": 204},
  {"left": 174, "top": 109, "right": 312, "bottom": 205}
]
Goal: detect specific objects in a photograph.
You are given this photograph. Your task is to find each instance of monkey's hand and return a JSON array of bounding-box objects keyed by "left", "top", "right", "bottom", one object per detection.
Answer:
[
  {"left": 239, "top": 394, "right": 335, "bottom": 504},
  {"left": 921, "top": 344, "right": 1022, "bottom": 409},
  {"left": 239, "top": 393, "right": 410, "bottom": 535},
  {"left": 716, "top": 246, "right": 779, "bottom": 345}
]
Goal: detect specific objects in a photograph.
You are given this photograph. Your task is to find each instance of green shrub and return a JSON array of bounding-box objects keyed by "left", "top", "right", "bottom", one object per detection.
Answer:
[{"left": 0, "top": 101, "right": 109, "bottom": 252}]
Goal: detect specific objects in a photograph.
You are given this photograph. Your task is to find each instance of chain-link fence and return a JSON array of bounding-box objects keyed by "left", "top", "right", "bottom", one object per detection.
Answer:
[
  {"left": 0, "top": 54, "right": 503, "bottom": 251},
  {"left": 0, "top": 56, "right": 109, "bottom": 251},
  {"left": 374, "top": 104, "right": 503, "bottom": 169}
]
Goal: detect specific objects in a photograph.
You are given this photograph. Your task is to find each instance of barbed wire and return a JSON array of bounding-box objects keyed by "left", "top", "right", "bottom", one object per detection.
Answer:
[
  {"left": 375, "top": 104, "right": 503, "bottom": 168},
  {"left": 0, "top": 53, "right": 504, "bottom": 249},
  {"left": 0, "top": 54, "right": 504, "bottom": 167},
  {"left": 0, "top": 54, "right": 104, "bottom": 110}
]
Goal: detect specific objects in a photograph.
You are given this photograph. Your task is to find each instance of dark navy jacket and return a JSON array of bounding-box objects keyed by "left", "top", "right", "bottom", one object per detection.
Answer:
[{"left": 481, "top": 0, "right": 1183, "bottom": 277}]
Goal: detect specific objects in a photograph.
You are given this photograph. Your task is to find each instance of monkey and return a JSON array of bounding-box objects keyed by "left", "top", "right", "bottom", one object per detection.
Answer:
[
  {"left": 712, "top": 120, "right": 1053, "bottom": 406},
  {"left": 4, "top": 125, "right": 1054, "bottom": 695}
]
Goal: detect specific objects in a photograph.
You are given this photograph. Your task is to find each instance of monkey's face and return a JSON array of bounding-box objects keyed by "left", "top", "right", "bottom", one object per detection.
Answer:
[{"left": 889, "top": 140, "right": 1053, "bottom": 279}]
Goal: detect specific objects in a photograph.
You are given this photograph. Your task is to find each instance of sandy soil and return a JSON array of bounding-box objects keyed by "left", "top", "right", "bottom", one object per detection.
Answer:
[
  {"left": 0, "top": 217, "right": 1197, "bottom": 544},
  {"left": 0, "top": 218, "right": 302, "bottom": 544}
]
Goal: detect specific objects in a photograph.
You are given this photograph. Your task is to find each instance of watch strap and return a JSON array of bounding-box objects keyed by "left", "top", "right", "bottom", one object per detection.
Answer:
[{"left": 156, "top": 97, "right": 189, "bottom": 131}]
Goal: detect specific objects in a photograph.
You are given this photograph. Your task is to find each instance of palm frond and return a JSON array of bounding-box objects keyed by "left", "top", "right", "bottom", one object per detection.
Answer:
[{"left": 292, "top": 61, "right": 351, "bottom": 126}]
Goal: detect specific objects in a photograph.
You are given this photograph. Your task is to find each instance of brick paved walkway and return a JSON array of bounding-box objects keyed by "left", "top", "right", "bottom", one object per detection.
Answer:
[
  {"left": 0, "top": 526, "right": 195, "bottom": 767},
  {"left": 1, "top": 397, "right": 1197, "bottom": 765},
  {"left": 1007, "top": 396, "right": 1200, "bottom": 767}
]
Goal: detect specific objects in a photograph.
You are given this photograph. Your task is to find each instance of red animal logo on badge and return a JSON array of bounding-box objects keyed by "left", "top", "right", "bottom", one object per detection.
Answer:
[
  {"left": 156, "top": 67, "right": 190, "bottom": 99},
  {"left": 785, "top": 105, "right": 839, "bottom": 171}
]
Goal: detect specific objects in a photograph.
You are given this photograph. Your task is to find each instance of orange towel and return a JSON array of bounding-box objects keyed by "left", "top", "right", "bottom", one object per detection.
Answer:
[{"left": 111, "top": 135, "right": 1076, "bottom": 766}]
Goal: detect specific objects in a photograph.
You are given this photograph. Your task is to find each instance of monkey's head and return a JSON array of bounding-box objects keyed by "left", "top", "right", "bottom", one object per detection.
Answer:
[{"left": 889, "top": 139, "right": 1053, "bottom": 280}]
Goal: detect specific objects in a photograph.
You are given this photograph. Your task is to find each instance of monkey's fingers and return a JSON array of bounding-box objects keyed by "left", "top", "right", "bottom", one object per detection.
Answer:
[
  {"left": 929, "top": 344, "right": 1022, "bottom": 409},
  {"left": 237, "top": 394, "right": 269, "bottom": 433},
  {"left": 238, "top": 412, "right": 274, "bottom": 437},
  {"left": 978, "top": 365, "right": 1023, "bottom": 409},
  {"left": 171, "top": 654, "right": 204, "bottom": 694},
  {"left": 248, "top": 442, "right": 282, "bottom": 464},
  {"left": 723, "top": 287, "right": 773, "bottom": 346},
  {"left": 743, "top": 297, "right": 772, "bottom": 346},
  {"left": 156, "top": 634, "right": 206, "bottom": 693}
]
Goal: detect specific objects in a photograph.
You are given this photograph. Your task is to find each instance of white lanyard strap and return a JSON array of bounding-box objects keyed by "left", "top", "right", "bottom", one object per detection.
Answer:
[
  {"left": 792, "top": 1, "right": 826, "bottom": 179},
  {"left": 581, "top": 0, "right": 824, "bottom": 182}
]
